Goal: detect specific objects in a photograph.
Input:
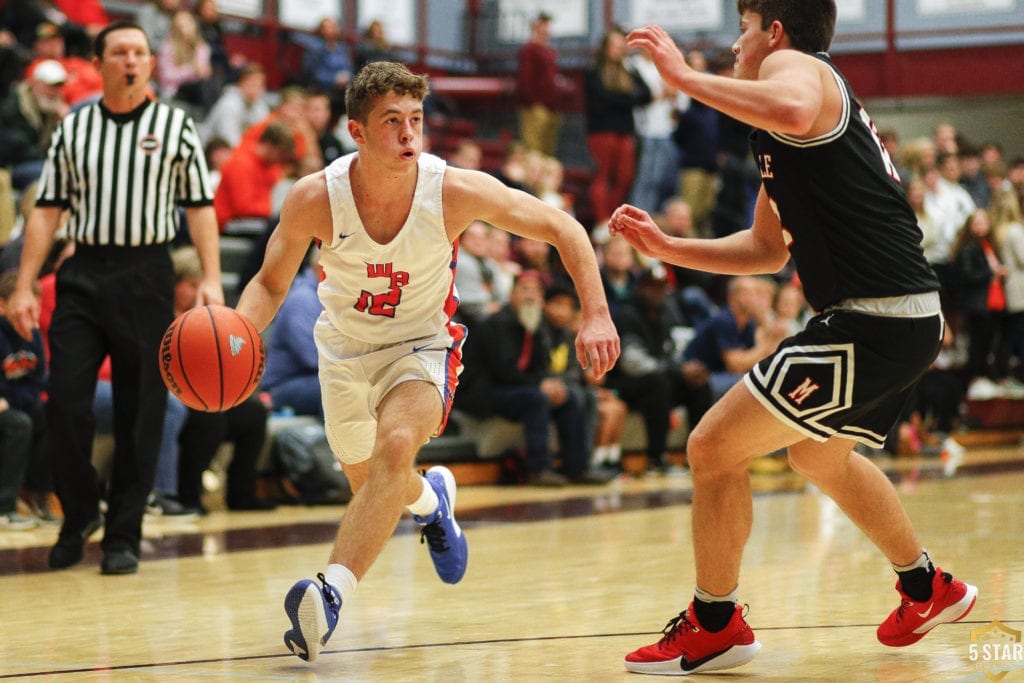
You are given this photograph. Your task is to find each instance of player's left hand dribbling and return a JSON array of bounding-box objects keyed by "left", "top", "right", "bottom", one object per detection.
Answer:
[{"left": 195, "top": 278, "right": 226, "bottom": 307}]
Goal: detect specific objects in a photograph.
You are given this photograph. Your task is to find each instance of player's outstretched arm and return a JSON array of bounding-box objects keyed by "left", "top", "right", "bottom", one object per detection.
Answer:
[
  {"left": 236, "top": 172, "right": 331, "bottom": 332},
  {"left": 444, "top": 168, "right": 620, "bottom": 378}
]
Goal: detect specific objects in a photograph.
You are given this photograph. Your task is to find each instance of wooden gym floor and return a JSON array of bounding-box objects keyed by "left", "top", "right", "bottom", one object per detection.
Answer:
[{"left": 1, "top": 439, "right": 1023, "bottom": 682}]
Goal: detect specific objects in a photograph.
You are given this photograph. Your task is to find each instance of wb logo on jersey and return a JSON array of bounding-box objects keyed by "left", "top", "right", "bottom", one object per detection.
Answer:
[{"left": 355, "top": 263, "right": 411, "bottom": 318}]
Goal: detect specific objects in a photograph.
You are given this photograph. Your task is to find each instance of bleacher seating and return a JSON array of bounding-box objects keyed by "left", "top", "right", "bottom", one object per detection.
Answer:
[{"left": 91, "top": 407, "right": 689, "bottom": 497}]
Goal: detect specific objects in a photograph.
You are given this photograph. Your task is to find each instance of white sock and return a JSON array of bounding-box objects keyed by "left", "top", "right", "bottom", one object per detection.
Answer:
[
  {"left": 694, "top": 585, "right": 739, "bottom": 604},
  {"left": 324, "top": 563, "right": 358, "bottom": 605},
  {"left": 592, "top": 445, "right": 610, "bottom": 467},
  {"left": 405, "top": 475, "right": 439, "bottom": 518},
  {"left": 607, "top": 443, "right": 622, "bottom": 464},
  {"left": 892, "top": 549, "right": 933, "bottom": 573}
]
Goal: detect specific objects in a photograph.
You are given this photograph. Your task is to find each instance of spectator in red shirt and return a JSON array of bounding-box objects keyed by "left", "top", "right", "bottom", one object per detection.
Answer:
[
  {"left": 26, "top": 22, "right": 103, "bottom": 107},
  {"left": 238, "top": 86, "right": 322, "bottom": 178},
  {"left": 213, "top": 121, "right": 295, "bottom": 229}
]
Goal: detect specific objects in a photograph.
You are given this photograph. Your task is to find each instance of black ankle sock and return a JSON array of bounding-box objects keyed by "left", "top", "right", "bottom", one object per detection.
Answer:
[
  {"left": 693, "top": 597, "right": 735, "bottom": 632},
  {"left": 898, "top": 566, "right": 936, "bottom": 602}
]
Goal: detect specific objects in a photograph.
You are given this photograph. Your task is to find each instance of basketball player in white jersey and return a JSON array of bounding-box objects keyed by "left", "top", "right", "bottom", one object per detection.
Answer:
[
  {"left": 610, "top": 0, "right": 975, "bottom": 676},
  {"left": 235, "top": 61, "right": 619, "bottom": 663}
]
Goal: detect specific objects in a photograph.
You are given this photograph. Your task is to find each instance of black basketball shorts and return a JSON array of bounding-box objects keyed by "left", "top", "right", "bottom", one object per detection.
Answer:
[{"left": 744, "top": 308, "right": 944, "bottom": 448}]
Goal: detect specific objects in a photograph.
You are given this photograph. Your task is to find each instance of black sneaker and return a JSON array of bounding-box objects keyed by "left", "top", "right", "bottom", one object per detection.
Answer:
[
  {"left": 145, "top": 493, "right": 201, "bottom": 520},
  {"left": 48, "top": 516, "right": 102, "bottom": 570},
  {"left": 227, "top": 496, "right": 278, "bottom": 511},
  {"left": 101, "top": 548, "right": 139, "bottom": 575},
  {"left": 568, "top": 469, "right": 617, "bottom": 485}
]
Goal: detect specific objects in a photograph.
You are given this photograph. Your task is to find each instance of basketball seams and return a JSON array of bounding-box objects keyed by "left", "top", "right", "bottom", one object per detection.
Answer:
[
  {"left": 204, "top": 305, "right": 227, "bottom": 411},
  {"left": 177, "top": 308, "right": 212, "bottom": 411}
]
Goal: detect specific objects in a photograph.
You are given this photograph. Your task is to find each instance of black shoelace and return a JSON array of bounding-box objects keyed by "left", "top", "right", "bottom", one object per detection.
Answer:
[
  {"left": 660, "top": 603, "right": 750, "bottom": 642},
  {"left": 420, "top": 519, "right": 450, "bottom": 553},
  {"left": 660, "top": 610, "right": 699, "bottom": 644},
  {"left": 316, "top": 572, "right": 341, "bottom": 612},
  {"left": 417, "top": 468, "right": 450, "bottom": 553}
]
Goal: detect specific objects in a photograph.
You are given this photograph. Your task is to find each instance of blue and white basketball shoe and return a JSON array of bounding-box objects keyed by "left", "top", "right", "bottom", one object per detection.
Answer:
[
  {"left": 283, "top": 573, "right": 342, "bottom": 662},
  {"left": 413, "top": 465, "right": 468, "bottom": 584}
]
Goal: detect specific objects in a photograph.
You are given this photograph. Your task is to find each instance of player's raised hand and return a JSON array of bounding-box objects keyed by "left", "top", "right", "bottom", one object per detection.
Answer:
[
  {"left": 609, "top": 204, "right": 670, "bottom": 259},
  {"left": 627, "top": 25, "right": 692, "bottom": 88}
]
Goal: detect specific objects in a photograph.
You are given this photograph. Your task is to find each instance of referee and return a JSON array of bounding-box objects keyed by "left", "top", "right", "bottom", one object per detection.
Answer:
[{"left": 9, "top": 21, "right": 223, "bottom": 575}]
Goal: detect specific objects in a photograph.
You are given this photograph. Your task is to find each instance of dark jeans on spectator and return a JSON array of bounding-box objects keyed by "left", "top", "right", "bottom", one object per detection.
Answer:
[
  {"left": 607, "top": 369, "right": 711, "bottom": 469},
  {"left": 177, "top": 397, "right": 269, "bottom": 509},
  {"left": 995, "top": 310, "right": 1024, "bottom": 380},
  {"left": 266, "top": 375, "right": 323, "bottom": 418},
  {"left": 486, "top": 384, "right": 589, "bottom": 477},
  {"left": 0, "top": 408, "right": 32, "bottom": 513},
  {"left": 965, "top": 310, "right": 1000, "bottom": 380}
]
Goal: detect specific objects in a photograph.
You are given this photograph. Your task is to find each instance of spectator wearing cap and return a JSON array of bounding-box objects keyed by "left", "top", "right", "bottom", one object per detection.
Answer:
[
  {"left": 516, "top": 12, "right": 569, "bottom": 156},
  {"left": 541, "top": 280, "right": 624, "bottom": 475},
  {"left": 26, "top": 22, "right": 103, "bottom": 107},
  {"left": 0, "top": 59, "right": 69, "bottom": 191},
  {"left": 32, "top": 22, "right": 63, "bottom": 56}
]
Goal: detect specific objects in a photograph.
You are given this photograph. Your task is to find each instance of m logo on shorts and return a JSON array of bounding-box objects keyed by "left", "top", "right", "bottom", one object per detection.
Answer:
[
  {"left": 748, "top": 343, "right": 855, "bottom": 440},
  {"left": 787, "top": 377, "right": 821, "bottom": 406}
]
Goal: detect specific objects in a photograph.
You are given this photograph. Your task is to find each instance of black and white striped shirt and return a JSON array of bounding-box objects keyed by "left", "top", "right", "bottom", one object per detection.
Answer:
[{"left": 36, "top": 98, "right": 213, "bottom": 246}]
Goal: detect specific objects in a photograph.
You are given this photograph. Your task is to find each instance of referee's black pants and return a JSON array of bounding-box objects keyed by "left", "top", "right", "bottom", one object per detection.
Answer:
[{"left": 47, "top": 244, "right": 174, "bottom": 557}]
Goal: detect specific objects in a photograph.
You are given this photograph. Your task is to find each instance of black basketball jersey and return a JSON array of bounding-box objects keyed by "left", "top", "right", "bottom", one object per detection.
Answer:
[{"left": 749, "top": 53, "right": 940, "bottom": 312}]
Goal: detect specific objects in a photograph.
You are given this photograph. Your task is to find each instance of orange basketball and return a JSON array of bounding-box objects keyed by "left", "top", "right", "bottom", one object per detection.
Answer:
[{"left": 159, "top": 305, "right": 266, "bottom": 412}]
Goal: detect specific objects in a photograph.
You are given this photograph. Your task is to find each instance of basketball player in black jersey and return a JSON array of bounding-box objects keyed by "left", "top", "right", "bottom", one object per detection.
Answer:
[{"left": 609, "top": 1, "right": 977, "bottom": 675}]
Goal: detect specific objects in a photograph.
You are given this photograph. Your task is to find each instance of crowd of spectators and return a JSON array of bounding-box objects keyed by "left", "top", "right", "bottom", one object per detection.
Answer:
[{"left": 3, "top": 3, "right": 1024, "bottom": 523}]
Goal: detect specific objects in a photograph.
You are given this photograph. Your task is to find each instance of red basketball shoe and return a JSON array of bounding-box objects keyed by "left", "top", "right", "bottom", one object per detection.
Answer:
[
  {"left": 624, "top": 603, "right": 761, "bottom": 675},
  {"left": 877, "top": 568, "right": 978, "bottom": 647}
]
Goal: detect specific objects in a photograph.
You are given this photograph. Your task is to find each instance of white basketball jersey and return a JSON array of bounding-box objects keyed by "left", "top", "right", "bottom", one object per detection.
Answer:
[{"left": 318, "top": 152, "right": 459, "bottom": 345}]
